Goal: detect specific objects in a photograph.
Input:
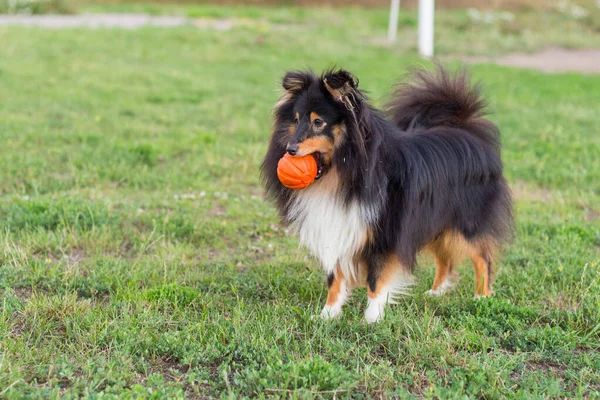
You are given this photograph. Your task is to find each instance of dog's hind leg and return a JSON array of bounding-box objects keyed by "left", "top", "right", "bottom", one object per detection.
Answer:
[
  {"left": 424, "top": 232, "right": 459, "bottom": 296},
  {"left": 471, "top": 252, "right": 493, "bottom": 297},
  {"left": 425, "top": 253, "right": 457, "bottom": 296},
  {"left": 320, "top": 266, "right": 352, "bottom": 319},
  {"left": 471, "top": 242, "right": 495, "bottom": 297}
]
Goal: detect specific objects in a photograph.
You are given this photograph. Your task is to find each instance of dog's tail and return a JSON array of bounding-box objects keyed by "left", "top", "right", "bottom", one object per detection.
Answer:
[{"left": 386, "top": 65, "right": 499, "bottom": 148}]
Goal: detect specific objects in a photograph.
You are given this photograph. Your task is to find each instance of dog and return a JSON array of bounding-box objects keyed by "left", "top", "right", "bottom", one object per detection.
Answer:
[{"left": 261, "top": 66, "right": 513, "bottom": 323}]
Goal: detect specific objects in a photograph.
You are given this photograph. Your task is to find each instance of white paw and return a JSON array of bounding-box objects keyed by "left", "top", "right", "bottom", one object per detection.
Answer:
[
  {"left": 320, "top": 306, "right": 342, "bottom": 320},
  {"left": 364, "top": 301, "right": 385, "bottom": 324},
  {"left": 425, "top": 277, "right": 457, "bottom": 297}
]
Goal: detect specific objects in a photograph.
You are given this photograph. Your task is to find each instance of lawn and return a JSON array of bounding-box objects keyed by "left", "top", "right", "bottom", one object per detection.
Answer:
[{"left": 0, "top": 3, "right": 599, "bottom": 399}]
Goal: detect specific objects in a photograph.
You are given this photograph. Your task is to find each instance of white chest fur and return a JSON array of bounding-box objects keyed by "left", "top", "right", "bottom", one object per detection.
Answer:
[{"left": 287, "top": 182, "right": 369, "bottom": 280}]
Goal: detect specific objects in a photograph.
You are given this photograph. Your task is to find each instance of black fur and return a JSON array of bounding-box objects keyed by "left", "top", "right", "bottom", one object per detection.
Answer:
[
  {"left": 261, "top": 66, "right": 513, "bottom": 277},
  {"left": 327, "top": 273, "right": 334, "bottom": 288}
]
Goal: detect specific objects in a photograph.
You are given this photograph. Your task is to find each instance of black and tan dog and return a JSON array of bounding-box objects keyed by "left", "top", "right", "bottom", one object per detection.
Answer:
[{"left": 261, "top": 66, "right": 513, "bottom": 323}]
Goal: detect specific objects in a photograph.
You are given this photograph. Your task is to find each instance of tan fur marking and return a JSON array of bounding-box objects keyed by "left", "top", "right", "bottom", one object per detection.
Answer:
[
  {"left": 472, "top": 255, "right": 491, "bottom": 296},
  {"left": 332, "top": 123, "right": 345, "bottom": 146},
  {"left": 367, "top": 253, "right": 400, "bottom": 299},
  {"left": 310, "top": 166, "right": 339, "bottom": 193},
  {"left": 296, "top": 136, "right": 333, "bottom": 157},
  {"left": 425, "top": 231, "right": 458, "bottom": 291},
  {"left": 472, "top": 240, "right": 495, "bottom": 297},
  {"left": 426, "top": 231, "right": 476, "bottom": 263},
  {"left": 425, "top": 230, "right": 497, "bottom": 296},
  {"left": 431, "top": 255, "right": 452, "bottom": 291},
  {"left": 325, "top": 267, "right": 344, "bottom": 307}
]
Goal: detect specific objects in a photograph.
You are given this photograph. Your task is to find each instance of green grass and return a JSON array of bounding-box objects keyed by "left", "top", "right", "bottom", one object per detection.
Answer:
[{"left": 0, "top": 4, "right": 599, "bottom": 399}]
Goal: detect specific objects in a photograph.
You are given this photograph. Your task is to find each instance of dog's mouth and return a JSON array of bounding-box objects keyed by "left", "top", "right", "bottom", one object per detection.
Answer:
[{"left": 312, "top": 152, "right": 324, "bottom": 180}]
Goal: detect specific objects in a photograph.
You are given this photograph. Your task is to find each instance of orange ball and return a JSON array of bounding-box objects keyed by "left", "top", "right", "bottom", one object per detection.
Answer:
[{"left": 277, "top": 153, "right": 318, "bottom": 189}]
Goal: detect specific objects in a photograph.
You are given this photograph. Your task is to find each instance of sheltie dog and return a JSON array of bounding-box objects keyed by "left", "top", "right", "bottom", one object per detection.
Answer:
[{"left": 261, "top": 66, "right": 513, "bottom": 323}]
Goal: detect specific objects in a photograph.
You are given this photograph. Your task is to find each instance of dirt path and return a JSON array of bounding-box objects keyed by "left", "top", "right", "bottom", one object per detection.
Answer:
[
  {"left": 0, "top": 13, "right": 245, "bottom": 30},
  {"left": 0, "top": 13, "right": 260, "bottom": 31},
  {"left": 0, "top": 14, "right": 191, "bottom": 29},
  {"left": 457, "top": 48, "right": 600, "bottom": 74}
]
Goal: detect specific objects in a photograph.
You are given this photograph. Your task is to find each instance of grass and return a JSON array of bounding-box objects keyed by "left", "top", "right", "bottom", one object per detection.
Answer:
[{"left": 0, "top": 3, "right": 599, "bottom": 399}]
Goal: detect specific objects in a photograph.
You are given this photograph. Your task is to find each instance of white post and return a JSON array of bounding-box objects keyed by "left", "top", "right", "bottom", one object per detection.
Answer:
[
  {"left": 418, "top": 0, "right": 435, "bottom": 58},
  {"left": 387, "top": 0, "right": 400, "bottom": 43}
]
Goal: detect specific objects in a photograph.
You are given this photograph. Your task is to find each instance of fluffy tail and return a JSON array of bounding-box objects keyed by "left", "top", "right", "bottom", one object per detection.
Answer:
[{"left": 386, "top": 66, "right": 499, "bottom": 148}]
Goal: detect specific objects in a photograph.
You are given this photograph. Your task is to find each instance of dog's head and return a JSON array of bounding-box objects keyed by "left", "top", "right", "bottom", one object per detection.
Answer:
[{"left": 272, "top": 69, "right": 363, "bottom": 180}]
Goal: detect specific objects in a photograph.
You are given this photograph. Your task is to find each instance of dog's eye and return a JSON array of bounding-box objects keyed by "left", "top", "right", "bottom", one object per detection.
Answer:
[
  {"left": 313, "top": 118, "right": 324, "bottom": 127},
  {"left": 294, "top": 116, "right": 299, "bottom": 125}
]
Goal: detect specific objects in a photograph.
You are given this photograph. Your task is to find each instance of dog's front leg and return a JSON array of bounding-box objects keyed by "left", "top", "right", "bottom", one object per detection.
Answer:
[
  {"left": 320, "top": 266, "right": 352, "bottom": 319},
  {"left": 365, "top": 253, "right": 413, "bottom": 323}
]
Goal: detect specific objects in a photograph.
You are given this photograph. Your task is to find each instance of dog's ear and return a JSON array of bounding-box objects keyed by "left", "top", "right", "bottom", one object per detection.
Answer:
[
  {"left": 323, "top": 69, "right": 359, "bottom": 110},
  {"left": 282, "top": 71, "right": 311, "bottom": 93}
]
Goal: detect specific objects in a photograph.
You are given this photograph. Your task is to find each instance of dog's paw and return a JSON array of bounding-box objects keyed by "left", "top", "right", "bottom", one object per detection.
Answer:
[
  {"left": 319, "top": 306, "right": 342, "bottom": 320},
  {"left": 364, "top": 301, "right": 385, "bottom": 324},
  {"left": 425, "top": 276, "right": 457, "bottom": 297}
]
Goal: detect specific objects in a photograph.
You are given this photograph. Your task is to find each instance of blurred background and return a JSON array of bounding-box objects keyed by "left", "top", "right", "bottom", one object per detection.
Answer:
[
  {"left": 3, "top": 0, "right": 600, "bottom": 12},
  {"left": 1, "top": 0, "right": 599, "bottom": 59}
]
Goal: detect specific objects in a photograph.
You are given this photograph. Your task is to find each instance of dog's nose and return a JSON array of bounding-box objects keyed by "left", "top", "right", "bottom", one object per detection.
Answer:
[{"left": 286, "top": 144, "right": 299, "bottom": 156}]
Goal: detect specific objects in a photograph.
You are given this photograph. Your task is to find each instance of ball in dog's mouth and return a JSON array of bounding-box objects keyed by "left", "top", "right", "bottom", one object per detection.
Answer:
[{"left": 312, "top": 152, "right": 324, "bottom": 180}]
